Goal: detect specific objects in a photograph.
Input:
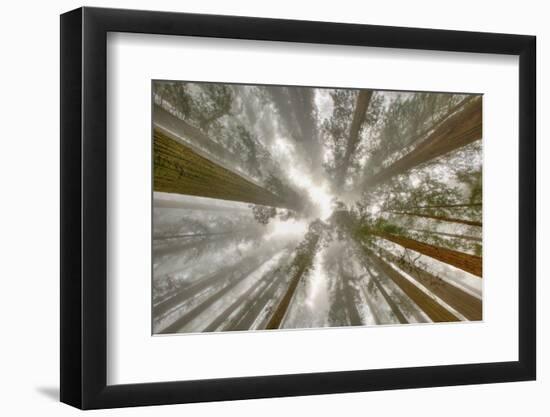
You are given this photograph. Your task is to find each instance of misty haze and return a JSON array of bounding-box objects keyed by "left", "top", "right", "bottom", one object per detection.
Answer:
[{"left": 152, "top": 81, "right": 482, "bottom": 335}]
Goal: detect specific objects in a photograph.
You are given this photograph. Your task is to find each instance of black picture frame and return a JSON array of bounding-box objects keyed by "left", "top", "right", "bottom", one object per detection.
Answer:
[{"left": 60, "top": 6, "right": 536, "bottom": 410}]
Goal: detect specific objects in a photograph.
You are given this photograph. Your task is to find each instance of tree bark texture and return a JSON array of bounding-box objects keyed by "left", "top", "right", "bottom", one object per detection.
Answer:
[
  {"left": 372, "top": 231, "right": 482, "bottom": 277},
  {"left": 363, "top": 97, "right": 482, "bottom": 188},
  {"left": 154, "top": 129, "right": 298, "bottom": 209}
]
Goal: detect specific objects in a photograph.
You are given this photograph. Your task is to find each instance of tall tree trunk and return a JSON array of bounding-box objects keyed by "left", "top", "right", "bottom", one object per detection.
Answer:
[
  {"left": 157, "top": 251, "right": 280, "bottom": 333},
  {"left": 223, "top": 265, "right": 290, "bottom": 331},
  {"left": 328, "top": 271, "right": 349, "bottom": 326},
  {"left": 153, "top": 246, "right": 260, "bottom": 320},
  {"left": 358, "top": 275, "right": 381, "bottom": 325},
  {"left": 366, "top": 250, "right": 460, "bottom": 322},
  {"left": 266, "top": 87, "right": 296, "bottom": 135},
  {"left": 153, "top": 228, "right": 257, "bottom": 259},
  {"left": 389, "top": 95, "right": 475, "bottom": 158},
  {"left": 349, "top": 238, "right": 408, "bottom": 324},
  {"left": 153, "top": 231, "right": 239, "bottom": 242},
  {"left": 267, "top": 87, "right": 321, "bottom": 174},
  {"left": 372, "top": 231, "right": 482, "bottom": 277},
  {"left": 363, "top": 263, "right": 408, "bottom": 324},
  {"left": 335, "top": 90, "right": 373, "bottom": 187},
  {"left": 374, "top": 246, "right": 482, "bottom": 320},
  {"left": 338, "top": 259, "right": 363, "bottom": 326},
  {"left": 202, "top": 265, "right": 279, "bottom": 332},
  {"left": 287, "top": 87, "right": 323, "bottom": 173},
  {"left": 154, "top": 129, "right": 299, "bottom": 210},
  {"left": 385, "top": 210, "right": 482, "bottom": 227},
  {"left": 388, "top": 202, "right": 482, "bottom": 210},
  {"left": 363, "top": 97, "right": 482, "bottom": 188},
  {"left": 408, "top": 228, "right": 482, "bottom": 242},
  {"left": 153, "top": 234, "right": 217, "bottom": 258},
  {"left": 343, "top": 279, "right": 363, "bottom": 326},
  {"left": 154, "top": 103, "right": 243, "bottom": 169},
  {"left": 153, "top": 194, "right": 251, "bottom": 212},
  {"left": 265, "top": 234, "right": 320, "bottom": 329}
]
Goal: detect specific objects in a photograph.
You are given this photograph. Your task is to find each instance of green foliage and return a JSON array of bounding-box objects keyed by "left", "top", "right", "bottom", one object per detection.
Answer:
[
  {"left": 363, "top": 93, "right": 469, "bottom": 178},
  {"left": 154, "top": 82, "right": 233, "bottom": 131},
  {"left": 407, "top": 229, "right": 482, "bottom": 255},
  {"left": 291, "top": 221, "right": 324, "bottom": 276},
  {"left": 154, "top": 81, "right": 483, "bottom": 270},
  {"left": 371, "top": 218, "right": 405, "bottom": 235},
  {"left": 251, "top": 205, "right": 277, "bottom": 225},
  {"left": 321, "top": 90, "right": 384, "bottom": 189},
  {"left": 456, "top": 169, "right": 482, "bottom": 204},
  {"left": 250, "top": 205, "right": 298, "bottom": 226}
]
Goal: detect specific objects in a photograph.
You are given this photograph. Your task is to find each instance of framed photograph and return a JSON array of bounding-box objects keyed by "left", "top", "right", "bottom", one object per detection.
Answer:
[{"left": 60, "top": 6, "right": 536, "bottom": 409}]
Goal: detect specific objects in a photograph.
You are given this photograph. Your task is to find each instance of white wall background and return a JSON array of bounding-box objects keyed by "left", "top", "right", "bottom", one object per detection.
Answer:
[{"left": 0, "top": 0, "right": 545, "bottom": 415}]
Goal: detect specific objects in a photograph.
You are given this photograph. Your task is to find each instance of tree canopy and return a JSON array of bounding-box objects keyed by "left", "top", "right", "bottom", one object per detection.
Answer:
[{"left": 152, "top": 81, "right": 483, "bottom": 334}]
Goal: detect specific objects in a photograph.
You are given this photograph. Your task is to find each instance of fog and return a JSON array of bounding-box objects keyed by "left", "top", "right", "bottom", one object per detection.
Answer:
[{"left": 152, "top": 81, "right": 483, "bottom": 333}]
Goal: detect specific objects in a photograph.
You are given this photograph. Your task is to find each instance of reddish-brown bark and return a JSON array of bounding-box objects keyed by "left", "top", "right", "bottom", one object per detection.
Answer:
[
  {"left": 386, "top": 211, "right": 482, "bottom": 227},
  {"left": 366, "top": 250, "right": 459, "bottom": 322},
  {"left": 154, "top": 129, "right": 299, "bottom": 210},
  {"left": 265, "top": 235, "right": 321, "bottom": 329},
  {"left": 376, "top": 247, "right": 482, "bottom": 320},
  {"left": 335, "top": 90, "right": 373, "bottom": 187},
  {"left": 372, "top": 231, "right": 482, "bottom": 277},
  {"left": 363, "top": 97, "right": 482, "bottom": 188}
]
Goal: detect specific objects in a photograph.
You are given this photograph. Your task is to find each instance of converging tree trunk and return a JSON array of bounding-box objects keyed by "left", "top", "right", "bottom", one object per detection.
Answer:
[
  {"left": 154, "top": 103, "right": 243, "bottom": 169},
  {"left": 363, "top": 97, "right": 482, "bottom": 188},
  {"left": 363, "top": 263, "right": 408, "bottom": 324},
  {"left": 335, "top": 90, "right": 374, "bottom": 187},
  {"left": 267, "top": 87, "right": 322, "bottom": 174},
  {"left": 154, "top": 129, "right": 299, "bottom": 210},
  {"left": 265, "top": 234, "right": 321, "bottom": 329},
  {"left": 338, "top": 259, "right": 363, "bottom": 326},
  {"left": 349, "top": 233, "right": 409, "bottom": 324},
  {"left": 372, "top": 231, "right": 482, "bottom": 277},
  {"left": 153, "top": 231, "right": 239, "bottom": 242},
  {"left": 388, "top": 202, "right": 482, "bottom": 210},
  {"left": 366, "top": 249, "right": 459, "bottom": 322},
  {"left": 408, "top": 228, "right": 482, "bottom": 242},
  {"left": 158, "top": 251, "right": 282, "bottom": 334},
  {"left": 385, "top": 210, "right": 482, "bottom": 227},
  {"left": 224, "top": 267, "right": 291, "bottom": 331},
  {"left": 153, "top": 247, "right": 263, "bottom": 320},
  {"left": 153, "top": 231, "right": 236, "bottom": 258},
  {"left": 388, "top": 95, "right": 476, "bottom": 158},
  {"left": 202, "top": 260, "right": 285, "bottom": 332},
  {"left": 374, "top": 246, "right": 482, "bottom": 320},
  {"left": 288, "top": 88, "right": 320, "bottom": 152}
]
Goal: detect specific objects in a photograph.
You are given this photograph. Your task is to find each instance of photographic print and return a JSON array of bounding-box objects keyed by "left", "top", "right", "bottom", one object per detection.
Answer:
[{"left": 152, "top": 81, "right": 482, "bottom": 335}]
